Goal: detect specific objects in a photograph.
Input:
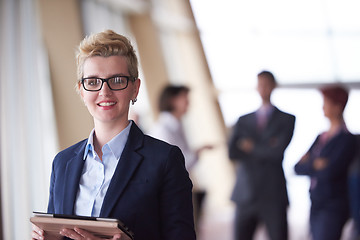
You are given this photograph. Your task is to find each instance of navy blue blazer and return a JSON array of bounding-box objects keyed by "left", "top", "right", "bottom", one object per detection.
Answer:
[
  {"left": 295, "top": 129, "right": 357, "bottom": 208},
  {"left": 47, "top": 122, "right": 196, "bottom": 240},
  {"left": 228, "top": 107, "right": 295, "bottom": 207}
]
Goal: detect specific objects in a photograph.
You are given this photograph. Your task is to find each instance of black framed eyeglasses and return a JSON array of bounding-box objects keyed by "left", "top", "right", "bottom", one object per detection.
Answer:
[{"left": 81, "top": 75, "right": 136, "bottom": 91}]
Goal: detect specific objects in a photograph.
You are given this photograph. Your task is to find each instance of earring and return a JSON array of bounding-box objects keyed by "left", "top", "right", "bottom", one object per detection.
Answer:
[{"left": 131, "top": 98, "right": 137, "bottom": 105}]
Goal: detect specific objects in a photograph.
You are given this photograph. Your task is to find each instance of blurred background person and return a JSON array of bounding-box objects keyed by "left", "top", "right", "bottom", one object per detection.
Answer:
[
  {"left": 149, "top": 84, "right": 213, "bottom": 227},
  {"left": 228, "top": 71, "right": 296, "bottom": 240},
  {"left": 294, "top": 85, "right": 357, "bottom": 240},
  {"left": 348, "top": 135, "right": 360, "bottom": 240}
]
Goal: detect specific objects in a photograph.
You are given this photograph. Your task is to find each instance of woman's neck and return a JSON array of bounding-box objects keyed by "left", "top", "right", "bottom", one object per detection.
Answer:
[
  {"left": 328, "top": 116, "right": 344, "bottom": 136},
  {"left": 171, "top": 110, "right": 183, "bottom": 120},
  {"left": 93, "top": 120, "right": 129, "bottom": 151}
]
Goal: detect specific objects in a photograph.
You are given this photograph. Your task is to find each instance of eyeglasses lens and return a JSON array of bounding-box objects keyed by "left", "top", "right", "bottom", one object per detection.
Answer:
[{"left": 83, "top": 76, "right": 129, "bottom": 91}]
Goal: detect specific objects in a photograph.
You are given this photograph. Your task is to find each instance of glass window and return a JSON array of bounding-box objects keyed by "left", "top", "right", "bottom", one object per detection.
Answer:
[{"left": 190, "top": 0, "right": 360, "bottom": 87}]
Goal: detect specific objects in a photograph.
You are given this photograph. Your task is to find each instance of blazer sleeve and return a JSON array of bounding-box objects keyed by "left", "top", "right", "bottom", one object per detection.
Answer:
[
  {"left": 228, "top": 116, "right": 252, "bottom": 161},
  {"left": 47, "top": 161, "right": 55, "bottom": 213},
  {"left": 159, "top": 146, "right": 196, "bottom": 240},
  {"left": 295, "top": 133, "right": 357, "bottom": 179},
  {"left": 251, "top": 113, "right": 295, "bottom": 163},
  {"left": 316, "top": 134, "right": 356, "bottom": 180},
  {"left": 229, "top": 113, "right": 295, "bottom": 164},
  {"left": 294, "top": 137, "right": 319, "bottom": 175}
]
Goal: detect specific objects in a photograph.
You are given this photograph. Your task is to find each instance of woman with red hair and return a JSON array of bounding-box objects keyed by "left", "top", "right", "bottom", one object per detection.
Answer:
[{"left": 295, "top": 85, "right": 357, "bottom": 240}]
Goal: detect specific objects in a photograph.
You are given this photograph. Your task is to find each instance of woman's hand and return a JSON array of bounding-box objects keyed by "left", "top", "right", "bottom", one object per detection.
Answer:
[
  {"left": 31, "top": 224, "right": 45, "bottom": 240},
  {"left": 60, "top": 227, "right": 131, "bottom": 240},
  {"left": 299, "top": 153, "right": 310, "bottom": 163},
  {"left": 313, "top": 157, "right": 328, "bottom": 170},
  {"left": 195, "top": 144, "right": 214, "bottom": 156},
  {"left": 31, "top": 223, "right": 63, "bottom": 240}
]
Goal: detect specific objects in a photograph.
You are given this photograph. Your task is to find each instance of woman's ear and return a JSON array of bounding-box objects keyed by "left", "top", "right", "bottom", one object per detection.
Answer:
[
  {"left": 77, "top": 82, "right": 82, "bottom": 95},
  {"left": 78, "top": 82, "right": 87, "bottom": 105},
  {"left": 133, "top": 78, "right": 141, "bottom": 99}
]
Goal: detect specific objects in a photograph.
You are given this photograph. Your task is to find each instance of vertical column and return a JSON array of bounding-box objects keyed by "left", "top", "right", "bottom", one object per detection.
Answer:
[
  {"left": 129, "top": 13, "right": 169, "bottom": 118},
  {"left": 37, "top": 0, "right": 93, "bottom": 150},
  {"left": 163, "top": 0, "right": 234, "bottom": 212},
  {"left": 130, "top": 0, "right": 235, "bottom": 214}
]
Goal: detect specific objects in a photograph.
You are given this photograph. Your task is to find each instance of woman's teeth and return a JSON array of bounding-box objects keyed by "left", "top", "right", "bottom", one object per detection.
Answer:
[{"left": 99, "top": 102, "right": 115, "bottom": 106}]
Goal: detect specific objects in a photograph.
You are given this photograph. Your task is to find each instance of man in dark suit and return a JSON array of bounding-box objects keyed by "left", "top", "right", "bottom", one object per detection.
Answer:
[{"left": 228, "top": 71, "right": 295, "bottom": 240}]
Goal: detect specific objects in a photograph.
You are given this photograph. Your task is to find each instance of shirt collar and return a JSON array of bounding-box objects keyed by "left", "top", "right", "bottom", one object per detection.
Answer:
[
  {"left": 257, "top": 104, "right": 274, "bottom": 116},
  {"left": 83, "top": 129, "right": 95, "bottom": 160},
  {"left": 83, "top": 121, "right": 133, "bottom": 160}
]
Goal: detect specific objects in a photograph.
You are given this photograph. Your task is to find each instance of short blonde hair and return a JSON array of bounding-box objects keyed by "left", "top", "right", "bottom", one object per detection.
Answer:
[{"left": 76, "top": 30, "right": 139, "bottom": 84}]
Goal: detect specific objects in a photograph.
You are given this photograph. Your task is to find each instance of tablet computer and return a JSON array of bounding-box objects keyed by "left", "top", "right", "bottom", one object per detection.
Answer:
[{"left": 30, "top": 212, "right": 134, "bottom": 240}]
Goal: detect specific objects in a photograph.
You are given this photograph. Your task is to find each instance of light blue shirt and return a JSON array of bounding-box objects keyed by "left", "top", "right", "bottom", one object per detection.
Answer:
[{"left": 74, "top": 121, "right": 132, "bottom": 217}]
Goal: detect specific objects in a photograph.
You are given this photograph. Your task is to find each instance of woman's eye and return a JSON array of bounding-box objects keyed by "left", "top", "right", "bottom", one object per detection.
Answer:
[
  {"left": 112, "top": 77, "right": 125, "bottom": 85},
  {"left": 87, "top": 79, "right": 100, "bottom": 86}
]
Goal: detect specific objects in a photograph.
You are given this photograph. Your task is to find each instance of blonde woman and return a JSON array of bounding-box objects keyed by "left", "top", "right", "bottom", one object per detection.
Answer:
[{"left": 31, "top": 30, "right": 196, "bottom": 240}]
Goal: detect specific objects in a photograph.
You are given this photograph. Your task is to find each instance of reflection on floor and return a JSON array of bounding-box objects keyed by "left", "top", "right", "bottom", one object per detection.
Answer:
[
  {"left": 196, "top": 204, "right": 356, "bottom": 240},
  {"left": 195, "top": 172, "right": 357, "bottom": 240}
]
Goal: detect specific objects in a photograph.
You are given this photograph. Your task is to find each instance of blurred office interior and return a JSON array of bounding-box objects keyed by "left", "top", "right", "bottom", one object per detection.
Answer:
[{"left": 0, "top": 0, "right": 359, "bottom": 239}]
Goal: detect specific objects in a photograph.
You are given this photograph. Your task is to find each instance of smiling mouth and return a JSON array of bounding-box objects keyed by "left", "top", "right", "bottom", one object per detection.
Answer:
[{"left": 98, "top": 102, "right": 116, "bottom": 106}]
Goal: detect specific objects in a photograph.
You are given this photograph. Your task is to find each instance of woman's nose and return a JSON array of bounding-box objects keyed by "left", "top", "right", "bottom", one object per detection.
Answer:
[{"left": 99, "top": 82, "right": 113, "bottom": 96}]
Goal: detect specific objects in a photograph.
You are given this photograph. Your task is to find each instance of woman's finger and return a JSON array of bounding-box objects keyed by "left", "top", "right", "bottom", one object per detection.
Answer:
[
  {"left": 31, "top": 224, "right": 44, "bottom": 240},
  {"left": 31, "top": 231, "right": 41, "bottom": 240},
  {"left": 60, "top": 228, "right": 83, "bottom": 240},
  {"left": 74, "top": 228, "right": 92, "bottom": 238}
]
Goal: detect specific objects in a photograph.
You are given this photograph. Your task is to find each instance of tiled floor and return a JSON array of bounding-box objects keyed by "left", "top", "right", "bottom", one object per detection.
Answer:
[
  {"left": 195, "top": 173, "right": 357, "bottom": 240},
  {"left": 196, "top": 204, "right": 356, "bottom": 240}
]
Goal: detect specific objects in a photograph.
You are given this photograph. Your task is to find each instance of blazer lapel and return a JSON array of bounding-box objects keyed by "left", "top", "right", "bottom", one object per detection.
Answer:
[
  {"left": 247, "top": 113, "right": 258, "bottom": 132},
  {"left": 100, "top": 123, "right": 144, "bottom": 217},
  {"left": 63, "top": 141, "right": 86, "bottom": 215}
]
